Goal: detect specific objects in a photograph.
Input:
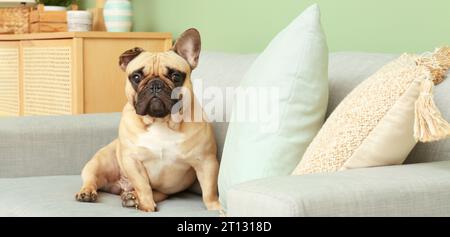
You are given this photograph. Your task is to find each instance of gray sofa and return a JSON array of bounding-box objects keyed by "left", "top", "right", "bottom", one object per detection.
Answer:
[{"left": 1, "top": 52, "right": 450, "bottom": 217}]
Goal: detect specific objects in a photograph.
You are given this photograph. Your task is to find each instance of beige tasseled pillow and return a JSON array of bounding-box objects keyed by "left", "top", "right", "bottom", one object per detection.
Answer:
[{"left": 293, "top": 47, "right": 450, "bottom": 175}]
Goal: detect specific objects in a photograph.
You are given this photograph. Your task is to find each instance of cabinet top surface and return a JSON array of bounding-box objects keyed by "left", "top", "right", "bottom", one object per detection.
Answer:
[{"left": 0, "top": 32, "right": 172, "bottom": 41}]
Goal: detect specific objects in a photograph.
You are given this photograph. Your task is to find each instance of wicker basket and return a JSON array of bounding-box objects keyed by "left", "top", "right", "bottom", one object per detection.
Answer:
[
  {"left": 0, "top": 6, "right": 31, "bottom": 34},
  {"left": 30, "top": 4, "right": 78, "bottom": 33}
]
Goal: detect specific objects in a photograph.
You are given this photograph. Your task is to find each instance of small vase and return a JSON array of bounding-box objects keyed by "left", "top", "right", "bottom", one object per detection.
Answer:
[{"left": 103, "top": 0, "right": 133, "bottom": 32}]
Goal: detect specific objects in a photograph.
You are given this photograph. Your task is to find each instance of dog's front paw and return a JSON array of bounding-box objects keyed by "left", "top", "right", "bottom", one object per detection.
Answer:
[
  {"left": 121, "top": 191, "right": 139, "bottom": 208},
  {"left": 121, "top": 191, "right": 157, "bottom": 212},
  {"left": 75, "top": 188, "right": 98, "bottom": 202}
]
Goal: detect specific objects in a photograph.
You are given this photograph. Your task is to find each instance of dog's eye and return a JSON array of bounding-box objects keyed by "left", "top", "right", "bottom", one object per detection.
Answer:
[
  {"left": 130, "top": 72, "right": 143, "bottom": 83},
  {"left": 171, "top": 72, "right": 182, "bottom": 83}
]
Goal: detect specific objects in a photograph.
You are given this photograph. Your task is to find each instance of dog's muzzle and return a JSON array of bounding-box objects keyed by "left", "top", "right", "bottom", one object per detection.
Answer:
[{"left": 135, "top": 78, "right": 174, "bottom": 118}]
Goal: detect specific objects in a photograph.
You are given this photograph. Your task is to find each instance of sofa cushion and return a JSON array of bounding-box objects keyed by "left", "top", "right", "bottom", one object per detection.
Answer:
[
  {"left": 219, "top": 4, "right": 329, "bottom": 209},
  {"left": 0, "top": 176, "right": 218, "bottom": 217},
  {"left": 0, "top": 113, "right": 120, "bottom": 178},
  {"left": 228, "top": 161, "right": 450, "bottom": 217}
]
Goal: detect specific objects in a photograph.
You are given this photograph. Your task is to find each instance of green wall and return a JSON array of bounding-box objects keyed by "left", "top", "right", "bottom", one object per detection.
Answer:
[{"left": 82, "top": 0, "right": 449, "bottom": 53}]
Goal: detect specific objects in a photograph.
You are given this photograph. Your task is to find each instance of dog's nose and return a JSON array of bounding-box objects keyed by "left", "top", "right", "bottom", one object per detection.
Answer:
[{"left": 150, "top": 80, "right": 163, "bottom": 94}]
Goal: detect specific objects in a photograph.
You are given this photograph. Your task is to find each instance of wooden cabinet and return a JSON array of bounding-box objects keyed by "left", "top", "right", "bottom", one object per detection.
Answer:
[
  {"left": 0, "top": 32, "right": 172, "bottom": 116},
  {"left": 0, "top": 41, "right": 20, "bottom": 116}
]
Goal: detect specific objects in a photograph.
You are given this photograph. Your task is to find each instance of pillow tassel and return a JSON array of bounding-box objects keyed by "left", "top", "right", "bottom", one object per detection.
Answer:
[
  {"left": 414, "top": 79, "right": 450, "bottom": 142},
  {"left": 416, "top": 46, "right": 450, "bottom": 85},
  {"left": 414, "top": 47, "right": 450, "bottom": 143}
]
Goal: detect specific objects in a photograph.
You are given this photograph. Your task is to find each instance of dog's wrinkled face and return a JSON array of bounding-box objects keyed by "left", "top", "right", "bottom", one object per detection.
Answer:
[
  {"left": 119, "top": 28, "right": 201, "bottom": 118},
  {"left": 122, "top": 50, "right": 190, "bottom": 118}
]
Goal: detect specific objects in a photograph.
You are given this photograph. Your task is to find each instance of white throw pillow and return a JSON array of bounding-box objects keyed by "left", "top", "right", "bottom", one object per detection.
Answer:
[{"left": 218, "top": 4, "right": 329, "bottom": 209}]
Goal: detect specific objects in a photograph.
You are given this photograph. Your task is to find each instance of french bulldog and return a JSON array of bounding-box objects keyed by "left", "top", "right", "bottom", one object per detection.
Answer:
[{"left": 75, "top": 28, "right": 221, "bottom": 212}]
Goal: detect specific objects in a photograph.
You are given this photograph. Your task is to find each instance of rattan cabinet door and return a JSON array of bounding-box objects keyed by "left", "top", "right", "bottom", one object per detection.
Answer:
[
  {"left": 21, "top": 40, "right": 73, "bottom": 115},
  {"left": 0, "top": 41, "right": 20, "bottom": 116}
]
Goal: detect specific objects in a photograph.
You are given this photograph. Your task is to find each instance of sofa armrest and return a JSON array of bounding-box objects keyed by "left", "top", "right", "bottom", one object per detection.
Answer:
[
  {"left": 0, "top": 113, "right": 120, "bottom": 178},
  {"left": 227, "top": 161, "right": 450, "bottom": 217}
]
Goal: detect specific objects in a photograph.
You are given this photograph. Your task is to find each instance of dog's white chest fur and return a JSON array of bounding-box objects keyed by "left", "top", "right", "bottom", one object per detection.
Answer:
[
  {"left": 136, "top": 123, "right": 186, "bottom": 162},
  {"left": 134, "top": 123, "right": 193, "bottom": 191}
]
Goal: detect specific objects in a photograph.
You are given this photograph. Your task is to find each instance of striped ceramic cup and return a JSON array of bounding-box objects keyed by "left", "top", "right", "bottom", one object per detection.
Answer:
[{"left": 103, "top": 0, "right": 133, "bottom": 32}]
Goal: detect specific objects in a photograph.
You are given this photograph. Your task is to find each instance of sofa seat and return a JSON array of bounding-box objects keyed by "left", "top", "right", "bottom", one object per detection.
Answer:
[{"left": 0, "top": 175, "right": 218, "bottom": 217}]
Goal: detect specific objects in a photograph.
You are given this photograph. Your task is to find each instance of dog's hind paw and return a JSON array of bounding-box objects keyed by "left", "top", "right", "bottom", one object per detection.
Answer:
[{"left": 75, "top": 188, "right": 98, "bottom": 202}]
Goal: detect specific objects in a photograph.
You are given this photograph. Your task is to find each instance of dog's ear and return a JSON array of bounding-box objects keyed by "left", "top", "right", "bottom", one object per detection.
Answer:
[
  {"left": 119, "top": 47, "right": 144, "bottom": 72},
  {"left": 173, "top": 28, "right": 201, "bottom": 70}
]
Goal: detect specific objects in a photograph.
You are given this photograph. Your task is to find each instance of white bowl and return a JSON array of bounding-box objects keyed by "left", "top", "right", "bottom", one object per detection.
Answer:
[
  {"left": 67, "top": 10, "right": 93, "bottom": 30},
  {"left": 44, "top": 6, "right": 67, "bottom": 11},
  {"left": 67, "top": 18, "right": 92, "bottom": 25},
  {"left": 67, "top": 10, "right": 93, "bottom": 19},
  {"left": 68, "top": 23, "right": 92, "bottom": 32}
]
